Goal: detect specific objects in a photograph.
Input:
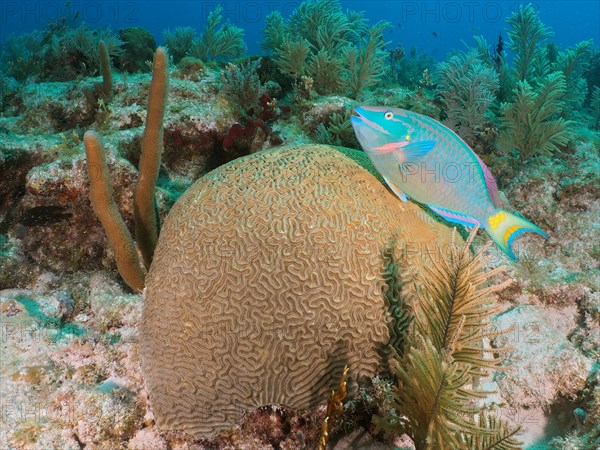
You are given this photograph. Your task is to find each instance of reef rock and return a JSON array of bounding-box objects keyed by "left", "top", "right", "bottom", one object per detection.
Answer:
[
  {"left": 492, "top": 304, "right": 592, "bottom": 408},
  {"left": 17, "top": 151, "right": 137, "bottom": 272},
  {"left": 140, "top": 144, "right": 455, "bottom": 436}
]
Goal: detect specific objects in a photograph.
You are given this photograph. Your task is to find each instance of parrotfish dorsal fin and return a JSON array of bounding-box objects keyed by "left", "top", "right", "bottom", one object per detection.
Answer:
[{"left": 473, "top": 152, "right": 502, "bottom": 207}]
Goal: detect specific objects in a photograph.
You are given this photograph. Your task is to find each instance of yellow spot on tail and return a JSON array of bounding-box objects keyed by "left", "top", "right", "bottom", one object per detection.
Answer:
[
  {"left": 504, "top": 225, "right": 520, "bottom": 246},
  {"left": 488, "top": 212, "right": 506, "bottom": 229}
]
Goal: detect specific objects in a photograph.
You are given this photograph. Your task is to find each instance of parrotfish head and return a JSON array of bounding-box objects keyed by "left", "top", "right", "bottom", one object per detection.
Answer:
[{"left": 351, "top": 106, "right": 416, "bottom": 154}]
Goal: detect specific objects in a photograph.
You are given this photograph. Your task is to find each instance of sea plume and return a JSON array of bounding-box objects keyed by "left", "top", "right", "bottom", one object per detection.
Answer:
[{"left": 373, "top": 229, "right": 521, "bottom": 450}]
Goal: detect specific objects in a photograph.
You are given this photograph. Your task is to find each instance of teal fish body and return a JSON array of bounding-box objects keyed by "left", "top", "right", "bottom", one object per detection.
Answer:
[{"left": 350, "top": 106, "right": 547, "bottom": 260}]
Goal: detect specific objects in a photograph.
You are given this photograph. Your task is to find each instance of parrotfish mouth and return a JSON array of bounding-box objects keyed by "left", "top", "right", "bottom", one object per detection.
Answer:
[
  {"left": 351, "top": 106, "right": 400, "bottom": 154},
  {"left": 351, "top": 106, "right": 390, "bottom": 135}
]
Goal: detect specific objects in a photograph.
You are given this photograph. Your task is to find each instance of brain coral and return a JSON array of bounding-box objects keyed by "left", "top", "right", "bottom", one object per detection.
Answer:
[{"left": 140, "top": 144, "right": 454, "bottom": 436}]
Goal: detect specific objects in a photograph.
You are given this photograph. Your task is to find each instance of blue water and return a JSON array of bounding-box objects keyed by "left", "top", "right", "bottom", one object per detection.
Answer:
[{"left": 1, "top": 0, "right": 598, "bottom": 61}]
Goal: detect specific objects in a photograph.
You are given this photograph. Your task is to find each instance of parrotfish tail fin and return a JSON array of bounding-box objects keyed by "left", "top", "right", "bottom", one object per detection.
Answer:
[{"left": 485, "top": 210, "right": 548, "bottom": 261}]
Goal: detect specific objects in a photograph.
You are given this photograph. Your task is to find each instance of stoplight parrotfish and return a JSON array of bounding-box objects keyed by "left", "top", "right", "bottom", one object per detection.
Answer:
[{"left": 350, "top": 106, "right": 548, "bottom": 260}]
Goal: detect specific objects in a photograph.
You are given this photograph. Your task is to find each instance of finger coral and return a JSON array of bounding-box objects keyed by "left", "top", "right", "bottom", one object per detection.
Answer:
[
  {"left": 84, "top": 131, "right": 145, "bottom": 292},
  {"left": 98, "top": 40, "right": 113, "bottom": 101},
  {"left": 134, "top": 47, "right": 169, "bottom": 269},
  {"left": 140, "top": 144, "right": 456, "bottom": 437},
  {"left": 83, "top": 47, "right": 169, "bottom": 290}
]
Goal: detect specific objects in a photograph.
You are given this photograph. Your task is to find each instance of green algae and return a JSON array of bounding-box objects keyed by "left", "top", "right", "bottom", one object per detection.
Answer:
[{"left": 14, "top": 295, "right": 85, "bottom": 342}]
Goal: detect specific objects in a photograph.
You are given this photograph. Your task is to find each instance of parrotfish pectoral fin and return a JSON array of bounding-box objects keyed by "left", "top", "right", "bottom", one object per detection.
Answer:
[
  {"left": 374, "top": 142, "right": 403, "bottom": 152},
  {"left": 430, "top": 205, "right": 480, "bottom": 228},
  {"left": 383, "top": 176, "right": 408, "bottom": 202},
  {"left": 403, "top": 140, "right": 436, "bottom": 162},
  {"left": 485, "top": 210, "right": 548, "bottom": 261}
]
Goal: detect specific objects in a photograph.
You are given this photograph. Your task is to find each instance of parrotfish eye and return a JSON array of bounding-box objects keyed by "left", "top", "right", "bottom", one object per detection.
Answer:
[
  {"left": 405, "top": 134, "right": 411, "bottom": 141},
  {"left": 384, "top": 111, "right": 394, "bottom": 120}
]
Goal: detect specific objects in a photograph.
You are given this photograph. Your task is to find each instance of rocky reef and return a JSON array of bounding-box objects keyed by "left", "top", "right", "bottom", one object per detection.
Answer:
[{"left": 0, "top": 1, "right": 598, "bottom": 449}]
